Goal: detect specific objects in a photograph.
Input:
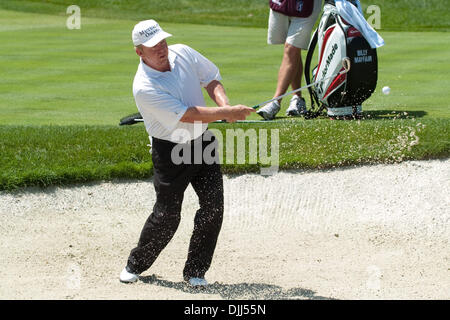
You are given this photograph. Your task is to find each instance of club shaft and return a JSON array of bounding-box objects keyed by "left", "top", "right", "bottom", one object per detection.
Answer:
[{"left": 134, "top": 67, "right": 349, "bottom": 123}]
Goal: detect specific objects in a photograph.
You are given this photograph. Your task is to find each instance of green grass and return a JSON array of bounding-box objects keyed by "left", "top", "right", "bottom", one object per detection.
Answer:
[
  {"left": 0, "top": 7, "right": 449, "bottom": 191},
  {"left": 0, "top": 0, "right": 448, "bottom": 31},
  {"left": 0, "top": 126, "right": 153, "bottom": 191},
  {"left": 1, "top": 119, "right": 448, "bottom": 191},
  {"left": 1, "top": 10, "right": 449, "bottom": 125}
]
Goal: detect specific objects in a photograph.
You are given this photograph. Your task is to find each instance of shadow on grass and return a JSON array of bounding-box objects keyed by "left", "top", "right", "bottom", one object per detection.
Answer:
[
  {"left": 361, "top": 110, "right": 427, "bottom": 120},
  {"left": 267, "top": 110, "right": 428, "bottom": 121},
  {"left": 139, "top": 275, "right": 335, "bottom": 300}
]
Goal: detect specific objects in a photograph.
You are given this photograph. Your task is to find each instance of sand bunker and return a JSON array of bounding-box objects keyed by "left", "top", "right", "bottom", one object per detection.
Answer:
[{"left": 0, "top": 159, "right": 448, "bottom": 299}]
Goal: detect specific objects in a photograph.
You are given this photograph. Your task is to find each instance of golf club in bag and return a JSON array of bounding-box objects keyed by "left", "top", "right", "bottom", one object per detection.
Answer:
[{"left": 304, "top": 0, "right": 378, "bottom": 119}]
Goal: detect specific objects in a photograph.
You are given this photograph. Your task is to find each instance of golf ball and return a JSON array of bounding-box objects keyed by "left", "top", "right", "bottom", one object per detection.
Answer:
[{"left": 382, "top": 86, "right": 391, "bottom": 95}]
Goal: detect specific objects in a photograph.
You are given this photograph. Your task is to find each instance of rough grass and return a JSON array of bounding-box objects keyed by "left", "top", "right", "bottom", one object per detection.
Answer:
[{"left": 1, "top": 118, "right": 448, "bottom": 191}]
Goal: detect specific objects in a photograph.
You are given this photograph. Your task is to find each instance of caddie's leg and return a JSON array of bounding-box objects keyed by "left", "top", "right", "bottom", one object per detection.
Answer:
[
  {"left": 290, "top": 50, "right": 303, "bottom": 96},
  {"left": 274, "top": 43, "right": 302, "bottom": 102}
]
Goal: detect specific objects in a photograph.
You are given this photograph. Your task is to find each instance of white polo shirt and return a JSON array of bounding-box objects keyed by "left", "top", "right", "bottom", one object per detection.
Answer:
[{"left": 133, "top": 44, "right": 222, "bottom": 144}]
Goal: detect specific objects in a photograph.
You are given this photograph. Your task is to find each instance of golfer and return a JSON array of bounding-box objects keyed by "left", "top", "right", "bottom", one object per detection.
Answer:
[
  {"left": 257, "top": 0, "right": 322, "bottom": 120},
  {"left": 119, "top": 20, "right": 254, "bottom": 287}
]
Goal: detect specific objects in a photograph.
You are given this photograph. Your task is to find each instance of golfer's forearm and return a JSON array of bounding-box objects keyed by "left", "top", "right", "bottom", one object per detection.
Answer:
[
  {"left": 180, "top": 106, "right": 231, "bottom": 123},
  {"left": 205, "top": 80, "right": 230, "bottom": 107}
]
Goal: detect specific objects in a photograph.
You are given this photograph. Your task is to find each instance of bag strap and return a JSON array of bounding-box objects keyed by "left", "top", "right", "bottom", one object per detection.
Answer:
[{"left": 304, "top": 28, "right": 319, "bottom": 112}]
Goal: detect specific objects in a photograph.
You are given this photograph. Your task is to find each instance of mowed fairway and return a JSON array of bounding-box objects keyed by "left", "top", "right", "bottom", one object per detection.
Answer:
[{"left": 0, "top": 9, "right": 449, "bottom": 126}]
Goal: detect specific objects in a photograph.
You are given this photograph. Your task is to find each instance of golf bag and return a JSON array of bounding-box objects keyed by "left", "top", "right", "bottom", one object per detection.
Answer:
[{"left": 304, "top": 0, "right": 378, "bottom": 119}]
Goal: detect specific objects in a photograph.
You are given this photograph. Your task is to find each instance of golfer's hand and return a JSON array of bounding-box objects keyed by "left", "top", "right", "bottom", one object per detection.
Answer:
[{"left": 223, "top": 105, "right": 255, "bottom": 123}]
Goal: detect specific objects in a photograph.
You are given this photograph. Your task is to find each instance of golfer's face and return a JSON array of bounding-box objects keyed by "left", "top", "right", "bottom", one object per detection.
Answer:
[{"left": 141, "top": 40, "right": 169, "bottom": 68}]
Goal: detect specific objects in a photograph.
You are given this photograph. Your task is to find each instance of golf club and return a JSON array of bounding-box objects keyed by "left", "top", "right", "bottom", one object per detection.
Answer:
[
  {"left": 131, "top": 118, "right": 289, "bottom": 124},
  {"left": 251, "top": 57, "right": 351, "bottom": 110},
  {"left": 124, "top": 58, "right": 351, "bottom": 125}
]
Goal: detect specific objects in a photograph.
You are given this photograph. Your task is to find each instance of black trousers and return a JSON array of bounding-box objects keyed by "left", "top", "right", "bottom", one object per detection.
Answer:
[{"left": 126, "top": 130, "right": 224, "bottom": 280}]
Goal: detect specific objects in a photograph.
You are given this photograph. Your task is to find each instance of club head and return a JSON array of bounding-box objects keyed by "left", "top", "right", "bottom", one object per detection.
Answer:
[{"left": 119, "top": 112, "right": 143, "bottom": 125}]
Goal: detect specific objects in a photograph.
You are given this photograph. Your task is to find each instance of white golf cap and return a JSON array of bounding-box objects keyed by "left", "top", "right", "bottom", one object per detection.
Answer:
[{"left": 132, "top": 20, "right": 172, "bottom": 47}]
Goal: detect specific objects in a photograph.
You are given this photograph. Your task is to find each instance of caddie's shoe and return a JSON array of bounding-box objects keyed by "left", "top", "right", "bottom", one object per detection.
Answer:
[
  {"left": 119, "top": 266, "right": 139, "bottom": 283},
  {"left": 286, "top": 95, "right": 307, "bottom": 116},
  {"left": 256, "top": 100, "right": 280, "bottom": 120},
  {"left": 186, "top": 277, "right": 208, "bottom": 288}
]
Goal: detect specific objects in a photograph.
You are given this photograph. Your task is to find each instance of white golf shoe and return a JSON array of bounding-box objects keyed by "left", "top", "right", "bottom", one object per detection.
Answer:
[
  {"left": 286, "top": 95, "right": 307, "bottom": 116},
  {"left": 119, "top": 267, "right": 139, "bottom": 283},
  {"left": 187, "top": 277, "right": 208, "bottom": 288},
  {"left": 256, "top": 100, "right": 280, "bottom": 120}
]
